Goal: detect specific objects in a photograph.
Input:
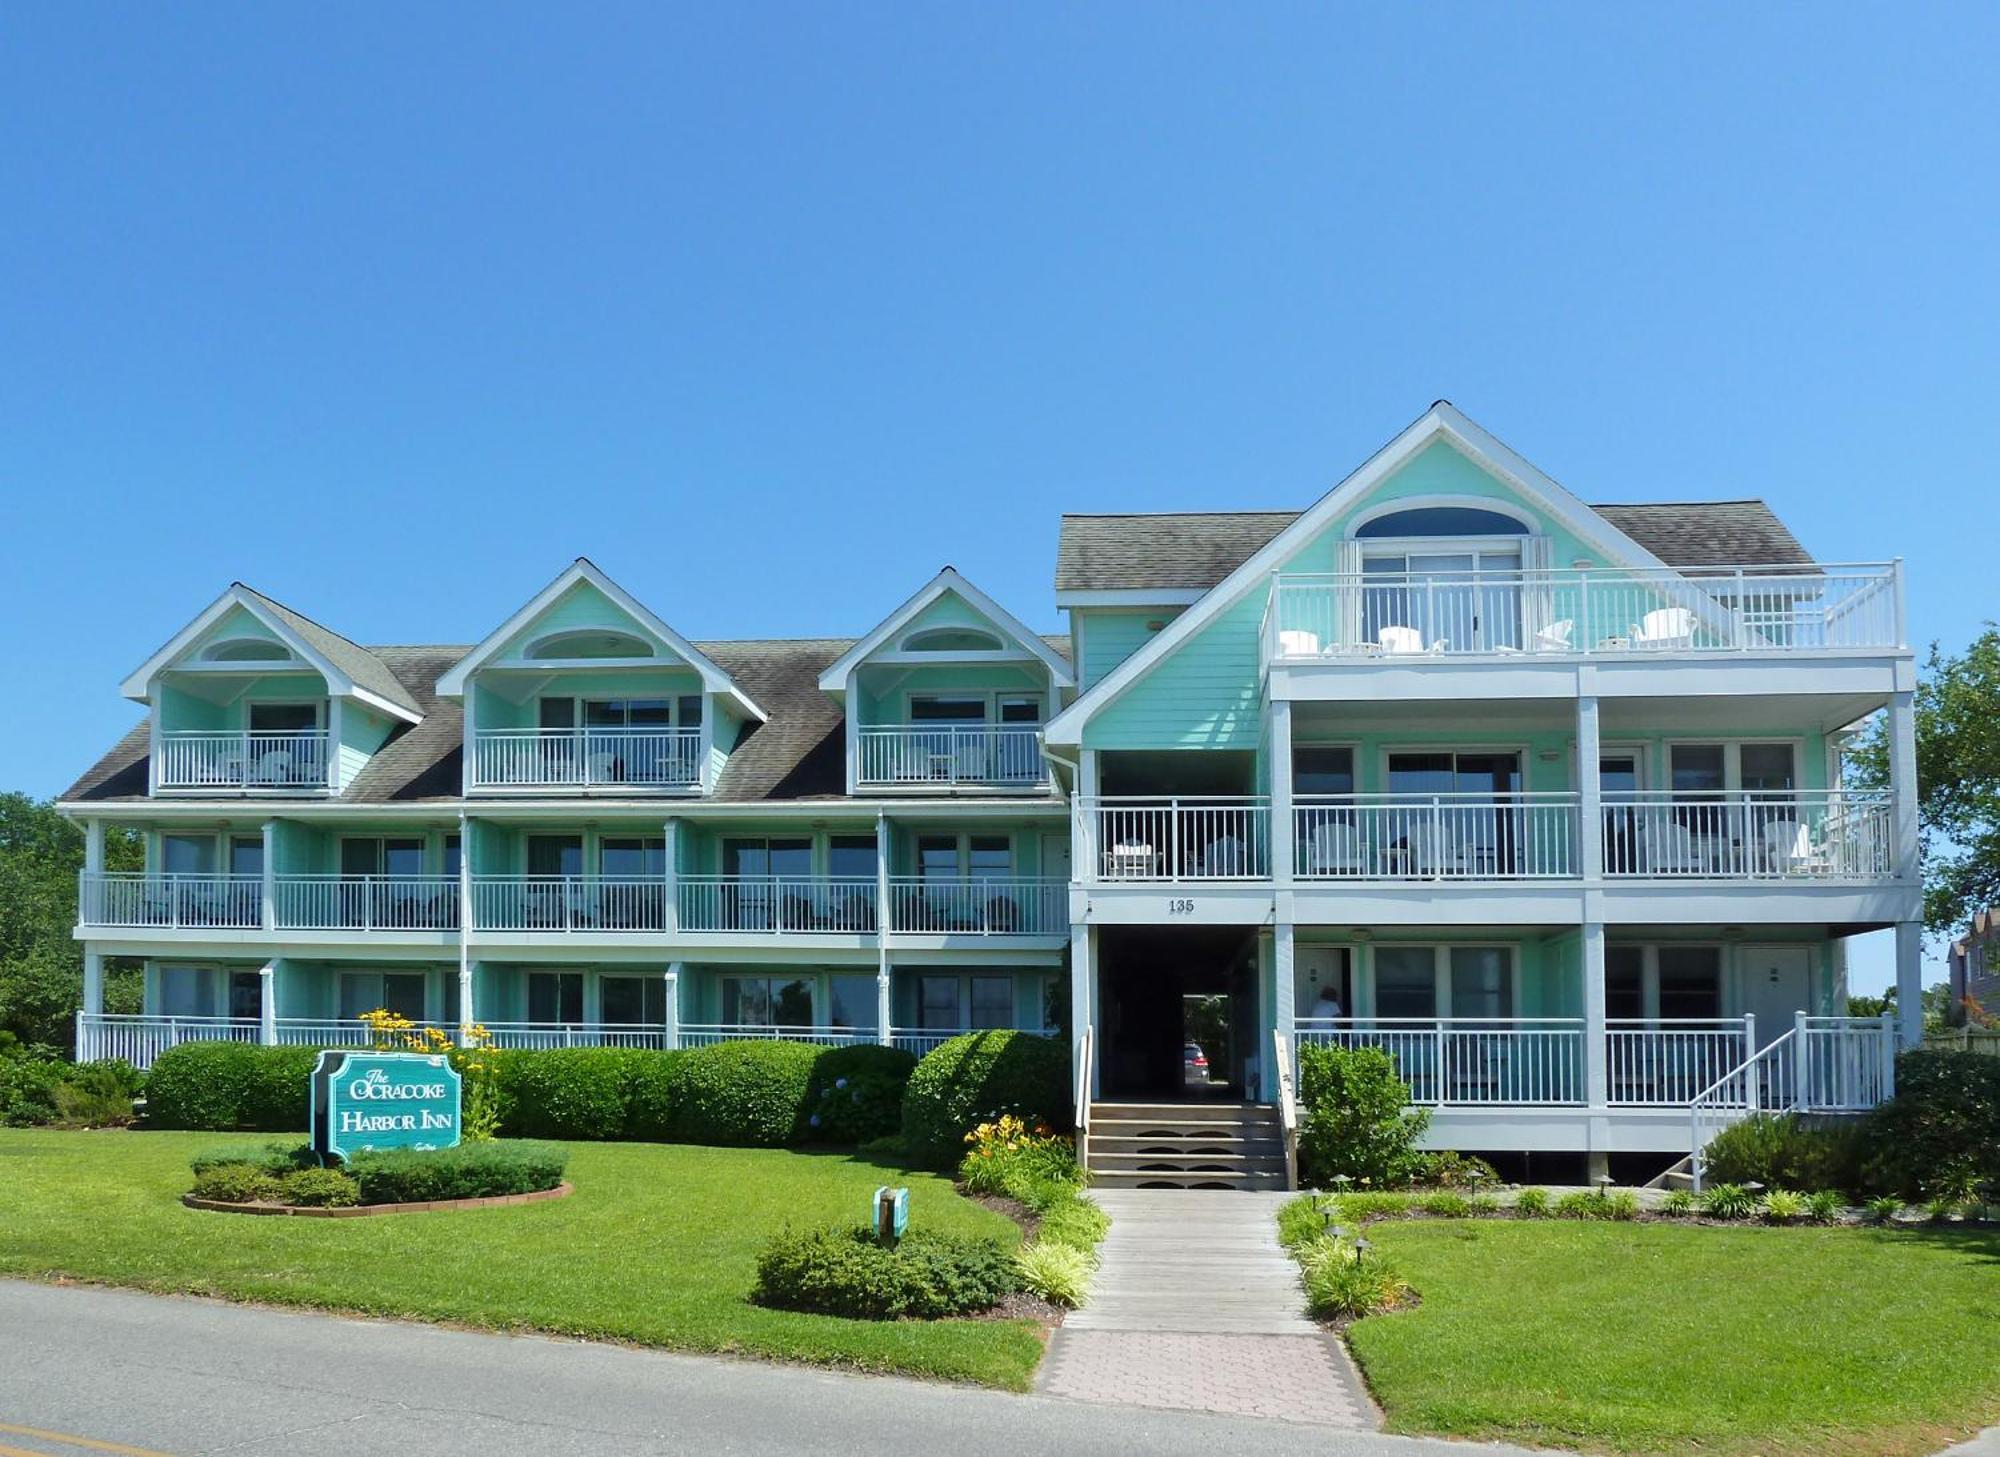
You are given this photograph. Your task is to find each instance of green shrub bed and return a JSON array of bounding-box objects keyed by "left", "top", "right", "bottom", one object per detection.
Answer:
[
  {"left": 956, "top": 1117, "right": 1108, "bottom": 1307},
  {"left": 900, "top": 1031, "right": 1069, "bottom": 1168},
  {"left": 142, "top": 1039, "right": 920, "bottom": 1149},
  {"left": 186, "top": 1139, "right": 566, "bottom": 1207},
  {"left": 0, "top": 1050, "right": 144, "bottom": 1128},
  {"left": 752, "top": 1226, "right": 1018, "bottom": 1319}
]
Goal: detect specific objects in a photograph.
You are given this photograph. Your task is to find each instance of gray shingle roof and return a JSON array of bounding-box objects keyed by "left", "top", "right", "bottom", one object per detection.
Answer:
[
  {"left": 237, "top": 585, "right": 427, "bottom": 719},
  {"left": 60, "top": 634, "right": 1074, "bottom": 806},
  {"left": 1054, "top": 500, "right": 1813, "bottom": 592}
]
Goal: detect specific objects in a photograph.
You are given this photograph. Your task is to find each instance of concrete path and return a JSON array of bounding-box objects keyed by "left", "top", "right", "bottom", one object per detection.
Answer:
[
  {"left": 1040, "top": 1189, "right": 1376, "bottom": 1427},
  {"left": 0, "top": 1280, "right": 1522, "bottom": 1457}
]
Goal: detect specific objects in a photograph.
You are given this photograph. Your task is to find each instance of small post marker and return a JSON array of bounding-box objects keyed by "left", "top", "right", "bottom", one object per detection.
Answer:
[{"left": 874, "top": 1186, "right": 909, "bottom": 1247}]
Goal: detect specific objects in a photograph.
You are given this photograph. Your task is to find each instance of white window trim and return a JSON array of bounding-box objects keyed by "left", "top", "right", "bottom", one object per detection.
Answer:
[
  {"left": 1357, "top": 942, "right": 1522, "bottom": 1021},
  {"left": 901, "top": 689, "right": 1046, "bottom": 725},
  {"left": 1662, "top": 738, "right": 1808, "bottom": 795},
  {"left": 912, "top": 970, "right": 1017, "bottom": 1031},
  {"left": 911, "top": 830, "right": 1016, "bottom": 879},
  {"left": 1345, "top": 494, "right": 1541, "bottom": 540}
]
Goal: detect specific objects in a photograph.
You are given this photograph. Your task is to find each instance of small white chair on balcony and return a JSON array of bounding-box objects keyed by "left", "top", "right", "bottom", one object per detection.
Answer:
[
  {"left": 1534, "top": 618, "right": 1575, "bottom": 653},
  {"left": 1199, "top": 834, "right": 1248, "bottom": 877},
  {"left": 1378, "top": 625, "right": 1447, "bottom": 655},
  {"left": 1407, "top": 822, "right": 1462, "bottom": 876},
  {"left": 1302, "top": 820, "right": 1366, "bottom": 877},
  {"left": 1761, "top": 818, "right": 1813, "bottom": 874},
  {"left": 251, "top": 749, "right": 294, "bottom": 784},
  {"left": 1645, "top": 821, "right": 1707, "bottom": 874},
  {"left": 1629, "top": 607, "right": 1696, "bottom": 649},
  {"left": 1106, "top": 840, "right": 1155, "bottom": 878},
  {"left": 1277, "top": 629, "right": 1322, "bottom": 658}
]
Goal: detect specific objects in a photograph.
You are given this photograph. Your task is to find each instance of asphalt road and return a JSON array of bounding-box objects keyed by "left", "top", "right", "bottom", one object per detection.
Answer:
[{"left": 0, "top": 1280, "right": 1531, "bottom": 1457}]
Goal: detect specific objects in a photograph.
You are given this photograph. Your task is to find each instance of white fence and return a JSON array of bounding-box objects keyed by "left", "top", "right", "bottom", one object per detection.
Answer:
[
  {"left": 76, "top": 1013, "right": 262, "bottom": 1066},
  {"left": 885, "top": 877, "right": 1066, "bottom": 935},
  {"left": 1084, "top": 797, "right": 1271, "bottom": 880},
  {"left": 1265, "top": 562, "right": 1903, "bottom": 662},
  {"left": 1600, "top": 791, "right": 1892, "bottom": 880},
  {"left": 678, "top": 1023, "right": 875, "bottom": 1049},
  {"left": 855, "top": 725, "right": 1047, "bottom": 788},
  {"left": 273, "top": 875, "right": 460, "bottom": 931},
  {"left": 1294, "top": 1018, "right": 1586, "bottom": 1104},
  {"left": 1294, "top": 794, "right": 1578, "bottom": 880},
  {"left": 80, "top": 873, "right": 263, "bottom": 929},
  {"left": 1690, "top": 1014, "right": 1897, "bottom": 1188},
  {"left": 1606, "top": 1019, "right": 1753, "bottom": 1106},
  {"left": 470, "top": 728, "right": 702, "bottom": 789},
  {"left": 678, "top": 877, "right": 879, "bottom": 934},
  {"left": 470, "top": 875, "right": 670, "bottom": 932},
  {"left": 156, "top": 730, "right": 329, "bottom": 789}
]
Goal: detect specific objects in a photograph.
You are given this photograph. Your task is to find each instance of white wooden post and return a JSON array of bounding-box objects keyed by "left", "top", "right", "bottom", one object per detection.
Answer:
[
  {"left": 1270, "top": 700, "right": 1294, "bottom": 885},
  {"left": 1889, "top": 688, "right": 1920, "bottom": 883},
  {"left": 1273, "top": 920, "right": 1296, "bottom": 1102},
  {"left": 663, "top": 964, "right": 681, "bottom": 1051},
  {"left": 1879, "top": 1008, "right": 1897, "bottom": 1097},
  {"left": 461, "top": 688, "right": 478, "bottom": 795},
  {"left": 662, "top": 817, "right": 681, "bottom": 935},
  {"left": 1070, "top": 922, "right": 1093, "bottom": 1098},
  {"left": 1742, "top": 1013, "right": 1757, "bottom": 1107},
  {"left": 1793, "top": 1009, "right": 1810, "bottom": 1109},
  {"left": 82, "top": 949, "right": 103, "bottom": 1022},
  {"left": 1894, "top": 919, "right": 1924, "bottom": 1048},
  {"left": 258, "top": 962, "right": 277, "bottom": 1046},
  {"left": 261, "top": 819, "right": 278, "bottom": 929},
  {"left": 876, "top": 812, "right": 893, "bottom": 1046},
  {"left": 1078, "top": 749, "right": 1100, "bottom": 884},
  {"left": 1576, "top": 692, "right": 1602, "bottom": 879},
  {"left": 1583, "top": 921, "right": 1608, "bottom": 1108},
  {"left": 84, "top": 818, "right": 105, "bottom": 875},
  {"left": 458, "top": 811, "right": 474, "bottom": 1032}
]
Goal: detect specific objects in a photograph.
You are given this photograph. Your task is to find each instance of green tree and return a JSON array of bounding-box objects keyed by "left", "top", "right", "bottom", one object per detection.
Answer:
[
  {"left": 0, "top": 794, "right": 142, "bottom": 1051},
  {"left": 1849, "top": 627, "right": 2000, "bottom": 934}
]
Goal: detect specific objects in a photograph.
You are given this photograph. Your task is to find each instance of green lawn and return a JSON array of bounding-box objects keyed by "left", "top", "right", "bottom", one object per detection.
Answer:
[
  {"left": 1346, "top": 1218, "right": 2000, "bottom": 1457},
  {"left": 0, "top": 1129, "right": 1043, "bottom": 1389}
]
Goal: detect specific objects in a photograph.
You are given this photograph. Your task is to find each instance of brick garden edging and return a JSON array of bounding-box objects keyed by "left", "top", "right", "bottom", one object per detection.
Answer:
[{"left": 181, "top": 1182, "right": 574, "bottom": 1218}]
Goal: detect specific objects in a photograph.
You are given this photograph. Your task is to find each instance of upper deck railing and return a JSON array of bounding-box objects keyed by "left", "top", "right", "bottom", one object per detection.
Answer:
[
  {"left": 470, "top": 728, "right": 703, "bottom": 791},
  {"left": 156, "top": 730, "right": 330, "bottom": 790},
  {"left": 1262, "top": 562, "right": 1903, "bottom": 664},
  {"left": 854, "top": 725, "right": 1048, "bottom": 790}
]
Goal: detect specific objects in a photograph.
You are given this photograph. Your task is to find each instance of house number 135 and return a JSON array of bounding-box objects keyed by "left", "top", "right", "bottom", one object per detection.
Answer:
[{"left": 1167, "top": 898, "right": 1197, "bottom": 915}]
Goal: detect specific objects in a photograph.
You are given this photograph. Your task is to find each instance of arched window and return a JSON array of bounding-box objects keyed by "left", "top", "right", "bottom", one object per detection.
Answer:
[
  {"left": 900, "top": 626, "right": 1004, "bottom": 653},
  {"left": 1354, "top": 505, "right": 1530, "bottom": 539},
  {"left": 202, "top": 638, "right": 294, "bottom": 663},
  {"left": 526, "top": 629, "right": 655, "bottom": 660}
]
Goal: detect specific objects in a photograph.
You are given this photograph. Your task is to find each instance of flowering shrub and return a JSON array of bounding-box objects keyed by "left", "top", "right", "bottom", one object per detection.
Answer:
[
  {"left": 901, "top": 1031, "right": 1070, "bottom": 1168},
  {"left": 357, "top": 1009, "right": 503, "bottom": 1142},
  {"left": 802, "top": 1044, "right": 916, "bottom": 1144}
]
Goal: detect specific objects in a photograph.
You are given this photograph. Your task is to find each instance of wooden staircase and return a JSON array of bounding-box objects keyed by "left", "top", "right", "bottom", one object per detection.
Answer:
[{"left": 1085, "top": 1101, "right": 1290, "bottom": 1190}]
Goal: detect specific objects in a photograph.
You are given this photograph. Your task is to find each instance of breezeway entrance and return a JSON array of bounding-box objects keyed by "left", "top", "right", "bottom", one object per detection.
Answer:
[{"left": 1096, "top": 925, "right": 1258, "bottom": 1100}]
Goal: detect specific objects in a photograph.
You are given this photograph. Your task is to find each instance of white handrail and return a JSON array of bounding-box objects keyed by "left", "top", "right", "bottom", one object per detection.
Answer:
[
  {"left": 1294, "top": 792, "right": 1579, "bottom": 880},
  {"left": 1073, "top": 1023, "right": 1094, "bottom": 1170},
  {"left": 1273, "top": 1028, "right": 1299, "bottom": 1190},
  {"left": 156, "top": 729, "right": 329, "bottom": 789},
  {"left": 470, "top": 727, "right": 702, "bottom": 788},
  {"left": 1081, "top": 796, "right": 1272, "bottom": 880}
]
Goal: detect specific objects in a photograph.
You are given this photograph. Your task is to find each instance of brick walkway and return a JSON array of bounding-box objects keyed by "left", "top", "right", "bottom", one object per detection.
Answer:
[{"left": 1037, "top": 1189, "right": 1375, "bottom": 1428}]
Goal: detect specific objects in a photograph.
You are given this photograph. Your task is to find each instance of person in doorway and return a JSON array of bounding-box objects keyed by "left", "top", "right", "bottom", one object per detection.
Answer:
[{"left": 1310, "top": 985, "right": 1345, "bottom": 1020}]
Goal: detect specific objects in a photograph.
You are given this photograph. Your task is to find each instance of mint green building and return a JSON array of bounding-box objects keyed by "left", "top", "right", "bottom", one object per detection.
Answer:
[{"left": 63, "top": 403, "right": 1921, "bottom": 1187}]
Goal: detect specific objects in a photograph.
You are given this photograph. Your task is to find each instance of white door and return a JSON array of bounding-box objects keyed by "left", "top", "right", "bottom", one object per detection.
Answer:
[
  {"left": 1040, "top": 833, "right": 1072, "bottom": 884},
  {"left": 1740, "top": 945, "right": 1813, "bottom": 1046},
  {"left": 1297, "top": 947, "right": 1351, "bottom": 1021}
]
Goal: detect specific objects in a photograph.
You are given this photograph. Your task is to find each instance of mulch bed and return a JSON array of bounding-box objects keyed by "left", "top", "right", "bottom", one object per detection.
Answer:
[{"left": 182, "top": 1181, "right": 573, "bottom": 1218}]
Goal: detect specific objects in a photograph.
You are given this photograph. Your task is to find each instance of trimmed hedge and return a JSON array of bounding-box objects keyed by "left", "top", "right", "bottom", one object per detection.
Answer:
[
  {"left": 803, "top": 1044, "right": 918, "bottom": 1144},
  {"left": 0, "top": 1052, "right": 143, "bottom": 1128},
  {"left": 753, "top": 1226, "right": 1018, "bottom": 1319},
  {"left": 145, "top": 1042, "right": 320, "bottom": 1131},
  {"left": 142, "top": 1038, "right": 918, "bottom": 1148},
  {"left": 344, "top": 1141, "right": 568, "bottom": 1204},
  {"left": 901, "top": 1031, "right": 1070, "bottom": 1168},
  {"left": 668, "top": 1040, "right": 821, "bottom": 1147},
  {"left": 1857, "top": 1050, "right": 2000, "bottom": 1199}
]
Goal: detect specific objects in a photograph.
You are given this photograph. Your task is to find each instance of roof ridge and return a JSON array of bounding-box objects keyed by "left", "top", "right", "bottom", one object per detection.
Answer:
[{"left": 235, "top": 583, "right": 395, "bottom": 661}]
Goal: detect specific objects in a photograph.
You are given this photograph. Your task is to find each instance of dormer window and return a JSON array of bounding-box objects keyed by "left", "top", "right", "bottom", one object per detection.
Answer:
[
  {"left": 525, "top": 628, "right": 656, "bottom": 660},
  {"left": 202, "top": 638, "right": 296, "bottom": 663},
  {"left": 1355, "top": 505, "right": 1531, "bottom": 539},
  {"left": 900, "top": 626, "right": 1004, "bottom": 653}
]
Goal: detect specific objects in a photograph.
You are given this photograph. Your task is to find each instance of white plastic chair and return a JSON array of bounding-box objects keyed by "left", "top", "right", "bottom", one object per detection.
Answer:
[
  {"left": 1761, "top": 818, "right": 1811, "bottom": 874},
  {"left": 1629, "top": 607, "right": 1695, "bottom": 648},
  {"left": 588, "top": 750, "right": 620, "bottom": 782},
  {"left": 1534, "top": 619, "right": 1575, "bottom": 653},
  {"left": 253, "top": 749, "right": 293, "bottom": 784},
  {"left": 1200, "top": 834, "right": 1247, "bottom": 877},
  {"left": 1646, "top": 821, "right": 1705, "bottom": 874},
  {"left": 1304, "top": 820, "right": 1366, "bottom": 876},
  {"left": 1407, "top": 821, "right": 1461, "bottom": 876},
  {"left": 1378, "top": 625, "right": 1445, "bottom": 655},
  {"left": 1277, "top": 628, "right": 1321, "bottom": 658}
]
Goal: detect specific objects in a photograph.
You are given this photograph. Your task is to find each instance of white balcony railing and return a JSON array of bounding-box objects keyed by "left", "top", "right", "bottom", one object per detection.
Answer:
[
  {"left": 482, "top": 1021, "right": 680, "bottom": 1050},
  {"left": 156, "top": 730, "right": 329, "bottom": 790},
  {"left": 80, "top": 873, "right": 263, "bottom": 929},
  {"left": 1294, "top": 794, "right": 1579, "bottom": 880},
  {"left": 273, "top": 875, "right": 460, "bottom": 931},
  {"left": 885, "top": 877, "right": 1067, "bottom": 935},
  {"left": 678, "top": 876, "right": 880, "bottom": 934},
  {"left": 1605, "top": 1019, "right": 1755, "bottom": 1106},
  {"left": 1264, "top": 562, "right": 1903, "bottom": 663},
  {"left": 678, "top": 1023, "right": 877, "bottom": 1049},
  {"left": 470, "top": 728, "right": 702, "bottom": 790},
  {"left": 1294, "top": 1018, "right": 1587, "bottom": 1105},
  {"left": 1600, "top": 790, "right": 1893, "bottom": 881},
  {"left": 854, "top": 725, "right": 1048, "bottom": 789},
  {"left": 75, "top": 1012, "right": 263, "bottom": 1066},
  {"left": 1084, "top": 796, "right": 1271, "bottom": 880},
  {"left": 470, "top": 876, "right": 670, "bottom": 932}
]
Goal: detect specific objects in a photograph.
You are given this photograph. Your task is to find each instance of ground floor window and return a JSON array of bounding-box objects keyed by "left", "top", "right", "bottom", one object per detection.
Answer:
[
  {"left": 527, "top": 969, "right": 584, "bottom": 1024},
  {"left": 227, "top": 969, "right": 263, "bottom": 1021},
  {"left": 1604, "top": 944, "right": 1725, "bottom": 1020},
  {"left": 599, "top": 974, "right": 666, "bottom": 1026},
  {"left": 827, "top": 974, "right": 878, "bottom": 1033},
  {"left": 914, "top": 972, "right": 1014, "bottom": 1030},
  {"left": 340, "top": 970, "right": 427, "bottom": 1022},
  {"left": 1369, "top": 945, "right": 1516, "bottom": 1019},
  {"left": 722, "top": 975, "right": 813, "bottom": 1027},
  {"left": 157, "top": 965, "right": 216, "bottom": 1018}
]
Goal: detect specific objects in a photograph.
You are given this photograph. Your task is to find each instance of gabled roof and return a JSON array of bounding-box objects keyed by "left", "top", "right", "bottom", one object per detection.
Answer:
[
  {"left": 63, "top": 632, "right": 1072, "bottom": 805},
  {"left": 117, "top": 584, "right": 424, "bottom": 723},
  {"left": 1053, "top": 497, "right": 1811, "bottom": 595},
  {"left": 816, "top": 567, "right": 1074, "bottom": 693},
  {"left": 433, "top": 558, "right": 766, "bottom": 722},
  {"left": 1043, "top": 401, "right": 1693, "bottom": 747}
]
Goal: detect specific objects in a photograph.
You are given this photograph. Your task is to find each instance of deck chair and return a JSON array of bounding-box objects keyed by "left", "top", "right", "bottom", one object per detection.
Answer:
[
  {"left": 1303, "top": 819, "right": 1366, "bottom": 876},
  {"left": 1533, "top": 618, "right": 1575, "bottom": 653},
  {"left": 1277, "top": 628, "right": 1321, "bottom": 657},
  {"left": 1407, "top": 821, "right": 1462, "bottom": 876},
  {"left": 1645, "top": 821, "right": 1706, "bottom": 874},
  {"left": 1199, "top": 833, "right": 1248, "bottom": 877},
  {"left": 1378, "top": 625, "right": 1446, "bottom": 655},
  {"left": 1629, "top": 607, "right": 1695, "bottom": 649},
  {"left": 1761, "top": 817, "right": 1812, "bottom": 874}
]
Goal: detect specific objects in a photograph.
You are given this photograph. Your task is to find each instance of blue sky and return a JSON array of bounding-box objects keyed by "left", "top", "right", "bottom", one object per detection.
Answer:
[{"left": 4, "top": 6, "right": 1993, "bottom": 989}]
